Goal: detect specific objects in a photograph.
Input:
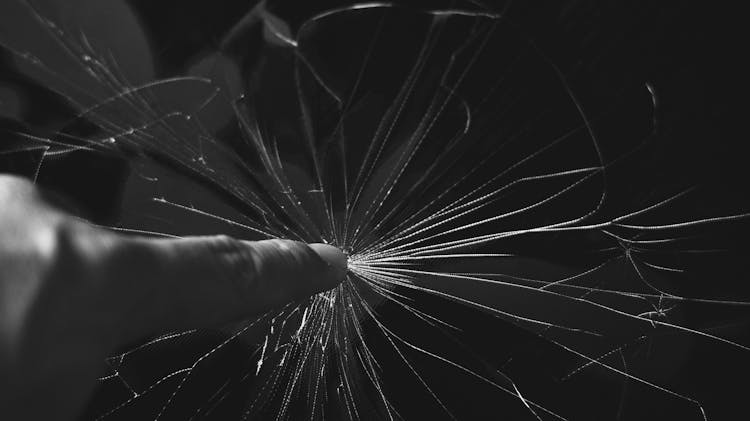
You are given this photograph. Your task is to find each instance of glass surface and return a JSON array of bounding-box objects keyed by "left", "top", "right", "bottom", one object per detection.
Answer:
[{"left": 2, "top": 1, "right": 749, "bottom": 419}]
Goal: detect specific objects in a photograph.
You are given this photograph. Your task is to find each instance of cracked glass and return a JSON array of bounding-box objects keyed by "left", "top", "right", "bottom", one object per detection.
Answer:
[{"left": 1, "top": 1, "right": 749, "bottom": 420}]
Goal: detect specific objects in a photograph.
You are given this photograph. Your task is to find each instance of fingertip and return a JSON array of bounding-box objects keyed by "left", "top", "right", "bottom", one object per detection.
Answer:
[{"left": 308, "top": 243, "right": 348, "bottom": 288}]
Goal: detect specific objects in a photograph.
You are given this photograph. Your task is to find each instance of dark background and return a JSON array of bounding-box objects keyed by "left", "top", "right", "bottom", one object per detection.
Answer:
[{"left": 2, "top": 0, "right": 747, "bottom": 219}]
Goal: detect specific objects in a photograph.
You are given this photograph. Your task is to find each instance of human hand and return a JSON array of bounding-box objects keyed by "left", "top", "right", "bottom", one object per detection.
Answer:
[{"left": 0, "top": 174, "right": 346, "bottom": 420}]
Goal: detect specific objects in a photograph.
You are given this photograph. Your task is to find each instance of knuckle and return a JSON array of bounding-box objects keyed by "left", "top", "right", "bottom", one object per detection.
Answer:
[
  {"left": 40, "top": 221, "right": 123, "bottom": 296},
  {"left": 43, "top": 222, "right": 100, "bottom": 284},
  {"left": 179, "top": 235, "right": 260, "bottom": 290},
  {"left": 212, "top": 236, "right": 269, "bottom": 298},
  {"left": 266, "top": 239, "right": 305, "bottom": 262},
  {"left": 205, "top": 235, "right": 238, "bottom": 253}
]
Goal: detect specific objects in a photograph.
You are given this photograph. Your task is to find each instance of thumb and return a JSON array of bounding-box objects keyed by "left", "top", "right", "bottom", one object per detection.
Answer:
[{"left": 105, "top": 236, "right": 347, "bottom": 344}]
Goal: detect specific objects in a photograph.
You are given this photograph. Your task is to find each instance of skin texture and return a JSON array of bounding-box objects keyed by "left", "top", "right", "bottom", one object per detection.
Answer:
[{"left": 0, "top": 174, "right": 346, "bottom": 420}]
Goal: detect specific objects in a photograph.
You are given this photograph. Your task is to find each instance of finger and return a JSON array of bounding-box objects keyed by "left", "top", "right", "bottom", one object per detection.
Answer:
[{"left": 106, "top": 236, "right": 347, "bottom": 344}]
